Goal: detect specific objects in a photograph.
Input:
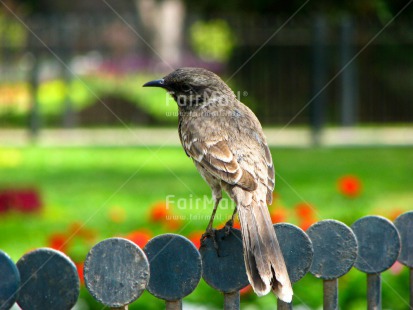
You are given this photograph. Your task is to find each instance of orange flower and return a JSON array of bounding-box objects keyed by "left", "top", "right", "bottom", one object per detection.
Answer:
[
  {"left": 48, "top": 233, "right": 69, "bottom": 252},
  {"left": 165, "top": 216, "right": 183, "bottom": 231},
  {"left": 295, "top": 203, "right": 315, "bottom": 220},
  {"left": 270, "top": 207, "right": 288, "bottom": 223},
  {"left": 232, "top": 219, "right": 241, "bottom": 229},
  {"left": 75, "top": 262, "right": 84, "bottom": 285},
  {"left": 124, "top": 230, "right": 152, "bottom": 248},
  {"left": 188, "top": 231, "right": 204, "bottom": 249},
  {"left": 337, "top": 175, "right": 362, "bottom": 198},
  {"left": 299, "top": 217, "right": 317, "bottom": 231},
  {"left": 240, "top": 284, "right": 252, "bottom": 296},
  {"left": 149, "top": 202, "right": 169, "bottom": 222}
]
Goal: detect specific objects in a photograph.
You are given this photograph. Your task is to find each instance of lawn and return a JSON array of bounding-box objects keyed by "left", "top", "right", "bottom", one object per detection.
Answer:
[{"left": 0, "top": 146, "right": 412, "bottom": 309}]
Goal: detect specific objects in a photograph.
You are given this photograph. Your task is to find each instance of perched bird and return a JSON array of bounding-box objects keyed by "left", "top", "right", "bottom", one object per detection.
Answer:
[{"left": 143, "top": 67, "right": 293, "bottom": 302}]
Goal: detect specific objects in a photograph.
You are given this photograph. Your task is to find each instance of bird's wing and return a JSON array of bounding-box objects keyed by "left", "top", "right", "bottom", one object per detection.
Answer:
[
  {"left": 184, "top": 138, "right": 257, "bottom": 191},
  {"left": 263, "top": 143, "right": 275, "bottom": 205}
]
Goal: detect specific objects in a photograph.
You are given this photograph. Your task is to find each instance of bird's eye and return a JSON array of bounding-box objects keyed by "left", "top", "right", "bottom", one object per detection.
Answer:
[{"left": 182, "top": 84, "right": 193, "bottom": 93}]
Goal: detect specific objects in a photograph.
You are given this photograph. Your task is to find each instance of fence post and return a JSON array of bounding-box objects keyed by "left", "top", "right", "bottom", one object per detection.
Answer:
[
  {"left": 28, "top": 55, "right": 41, "bottom": 140},
  {"left": 200, "top": 227, "right": 248, "bottom": 310},
  {"left": 0, "top": 251, "right": 20, "bottom": 310},
  {"left": 351, "top": 216, "right": 401, "bottom": 310},
  {"left": 59, "top": 14, "right": 77, "bottom": 128},
  {"left": 16, "top": 248, "right": 80, "bottom": 310},
  {"left": 165, "top": 300, "right": 182, "bottom": 310},
  {"left": 323, "top": 279, "right": 338, "bottom": 310},
  {"left": 394, "top": 211, "right": 413, "bottom": 309},
  {"left": 307, "top": 220, "right": 358, "bottom": 310},
  {"left": 223, "top": 291, "right": 240, "bottom": 309},
  {"left": 84, "top": 238, "right": 149, "bottom": 310},
  {"left": 340, "top": 16, "right": 358, "bottom": 126},
  {"left": 310, "top": 14, "right": 328, "bottom": 146},
  {"left": 144, "top": 234, "right": 202, "bottom": 309},
  {"left": 275, "top": 223, "right": 314, "bottom": 310},
  {"left": 366, "top": 273, "right": 381, "bottom": 309}
]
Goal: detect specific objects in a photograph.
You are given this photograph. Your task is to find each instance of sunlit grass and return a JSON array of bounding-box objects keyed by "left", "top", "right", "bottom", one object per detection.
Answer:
[{"left": 1, "top": 146, "right": 412, "bottom": 256}]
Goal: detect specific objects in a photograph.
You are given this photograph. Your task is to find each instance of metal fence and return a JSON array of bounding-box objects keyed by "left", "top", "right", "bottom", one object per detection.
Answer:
[
  {"left": 1, "top": 211, "right": 413, "bottom": 310},
  {"left": 1, "top": 12, "right": 413, "bottom": 131}
]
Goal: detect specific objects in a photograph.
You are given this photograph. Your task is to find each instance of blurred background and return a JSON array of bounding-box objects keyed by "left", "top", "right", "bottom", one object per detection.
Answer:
[{"left": 0, "top": 0, "right": 412, "bottom": 309}]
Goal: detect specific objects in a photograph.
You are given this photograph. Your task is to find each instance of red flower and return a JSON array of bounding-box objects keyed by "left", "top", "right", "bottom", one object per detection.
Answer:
[
  {"left": 48, "top": 233, "right": 69, "bottom": 252},
  {"left": 0, "top": 189, "right": 42, "bottom": 213},
  {"left": 0, "top": 191, "right": 11, "bottom": 213},
  {"left": 232, "top": 219, "right": 241, "bottom": 229},
  {"left": 294, "top": 203, "right": 317, "bottom": 230},
  {"left": 188, "top": 231, "right": 204, "bottom": 249},
  {"left": 149, "top": 202, "right": 169, "bottom": 223},
  {"left": 11, "top": 189, "right": 42, "bottom": 213},
  {"left": 124, "top": 230, "right": 152, "bottom": 248},
  {"left": 75, "top": 262, "right": 84, "bottom": 285},
  {"left": 338, "top": 175, "right": 362, "bottom": 198},
  {"left": 295, "top": 203, "right": 315, "bottom": 219},
  {"left": 240, "top": 285, "right": 252, "bottom": 296}
]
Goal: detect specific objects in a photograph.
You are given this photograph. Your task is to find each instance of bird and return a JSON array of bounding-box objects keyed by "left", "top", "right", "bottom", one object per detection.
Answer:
[{"left": 143, "top": 67, "right": 293, "bottom": 303}]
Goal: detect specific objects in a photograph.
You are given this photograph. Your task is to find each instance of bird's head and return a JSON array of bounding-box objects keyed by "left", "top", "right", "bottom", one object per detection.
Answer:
[{"left": 143, "top": 67, "right": 234, "bottom": 110}]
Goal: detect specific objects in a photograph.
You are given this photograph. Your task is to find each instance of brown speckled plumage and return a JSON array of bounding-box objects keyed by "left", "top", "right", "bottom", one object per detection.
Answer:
[{"left": 144, "top": 67, "right": 293, "bottom": 302}]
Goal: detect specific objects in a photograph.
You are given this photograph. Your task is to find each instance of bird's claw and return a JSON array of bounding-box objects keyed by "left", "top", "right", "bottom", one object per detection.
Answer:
[
  {"left": 224, "top": 219, "right": 233, "bottom": 235},
  {"left": 201, "top": 228, "right": 214, "bottom": 241},
  {"left": 201, "top": 228, "right": 218, "bottom": 250}
]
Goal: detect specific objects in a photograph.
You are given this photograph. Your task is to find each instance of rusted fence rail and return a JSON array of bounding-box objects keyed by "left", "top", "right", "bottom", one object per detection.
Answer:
[{"left": 1, "top": 212, "right": 413, "bottom": 310}]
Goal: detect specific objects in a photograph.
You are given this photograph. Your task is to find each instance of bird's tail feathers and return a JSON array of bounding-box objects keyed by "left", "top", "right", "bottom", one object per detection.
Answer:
[{"left": 238, "top": 199, "right": 293, "bottom": 303}]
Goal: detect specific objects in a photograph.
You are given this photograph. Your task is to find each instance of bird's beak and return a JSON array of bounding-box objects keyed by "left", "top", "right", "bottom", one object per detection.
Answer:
[{"left": 143, "top": 78, "right": 166, "bottom": 88}]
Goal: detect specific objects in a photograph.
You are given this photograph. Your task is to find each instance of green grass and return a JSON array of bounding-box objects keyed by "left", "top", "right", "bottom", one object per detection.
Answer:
[{"left": 0, "top": 146, "right": 412, "bottom": 309}]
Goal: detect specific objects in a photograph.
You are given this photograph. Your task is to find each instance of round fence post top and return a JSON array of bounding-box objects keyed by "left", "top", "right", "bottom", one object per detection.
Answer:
[
  {"left": 16, "top": 248, "right": 80, "bottom": 310},
  {"left": 395, "top": 211, "right": 413, "bottom": 267},
  {"left": 307, "top": 219, "right": 358, "bottom": 280},
  {"left": 144, "top": 233, "right": 202, "bottom": 301},
  {"left": 275, "top": 223, "right": 314, "bottom": 283},
  {"left": 84, "top": 237, "right": 149, "bottom": 308},
  {"left": 352, "top": 215, "right": 400, "bottom": 273},
  {"left": 0, "top": 250, "right": 20, "bottom": 310},
  {"left": 200, "top": 227, "right": 248, "bottom": 293}
]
